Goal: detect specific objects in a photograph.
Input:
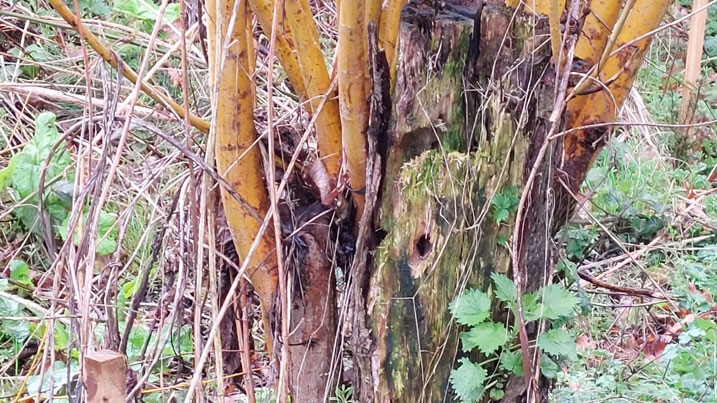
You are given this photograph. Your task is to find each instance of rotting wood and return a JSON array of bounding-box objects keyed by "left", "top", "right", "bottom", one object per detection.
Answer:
[{"left": 361, "top": 3, "right": 557, "bottom": 401}]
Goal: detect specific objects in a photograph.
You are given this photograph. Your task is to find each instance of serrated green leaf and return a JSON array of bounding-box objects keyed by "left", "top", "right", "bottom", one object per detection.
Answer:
[
  {"left": 538, "top": 328, "right": 576, "bottom": 360},
  {"left": 491, "top": 273, "right": 517, "bottom": 307},
  {"left": 540, "top": 354, "right": 560, "bottom": 379},
  {"left": 523, "top": 291, "right": 541, "bottom": 322},
  {"left": 492, "top": 207, "right": 509, "bottom": 224},
  {"left": 450, "top": 358, "right": 486, "bottom": 402},
  {"left": 460, "top": 322, "right": 509, "bottom": 354},
  {"left": 500, "top": 350, "right": 523, "bottom": 376},
  {"left": 496, "top": 234, "right": 509, "bottom": 248},
  {"left": 450, "top": 289, "right": 491, "bottom": 326},
  {"left": 540, "top": 284, "right": 579, "bottom": 320}
]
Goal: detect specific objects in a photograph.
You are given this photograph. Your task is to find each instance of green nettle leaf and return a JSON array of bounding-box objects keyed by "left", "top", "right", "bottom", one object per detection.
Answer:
[
  {"left": 538, "top": 328, "right": 577, "bottom": 360},
  {"left": 491, "top": 273, "right": 517, "bottom": 308},
  {"left": 492, "top": 207, "right": 509, "bottom": 224},
  {"left": 450, "top": 358, "right": 487, "bottom": 402},
  {"left": 491, "top": 187, "right": 519, "bottom": 224},
  {"left": 522, "top": 291, "right": 541, "bottom": 322},
  {"left": 540, "top": 284, "right": 579, "bottom": 320},
  {"left": 460, "top": 322, "right": 509, "bottom": 354},
  {"left": 500, "top": 350, "right": 524, "bottom": 376},
  {"left": 540, "top": 355, "right": 560, "bottom": 379},
  {"left": 450, "top": 289, "right": 491, "bottom": 326},
  {"left": 9, "top": 260, "right": 32, "bottom": 286}
]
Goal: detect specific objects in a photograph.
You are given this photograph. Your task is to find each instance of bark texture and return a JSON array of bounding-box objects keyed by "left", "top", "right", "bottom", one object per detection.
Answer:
[
  {"left": 355, "top": 3, "right": 560, "bottom": 402},
  {"left": 286, "top": 207, "right": 338, "bottom": 403}
]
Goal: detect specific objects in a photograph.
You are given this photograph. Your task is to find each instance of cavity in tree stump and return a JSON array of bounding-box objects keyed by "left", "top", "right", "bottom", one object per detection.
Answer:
[{"left": 83, "top": 350, "right": 126, "bottom": 403}]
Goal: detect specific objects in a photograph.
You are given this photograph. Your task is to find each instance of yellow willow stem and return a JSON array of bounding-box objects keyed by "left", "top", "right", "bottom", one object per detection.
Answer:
[
  {"left": 548, "top": 0, "right": 565, "bottom": 65},
  {"left": 338, "top": 0, "right": 368, "bottom": 215},
  {"left": 47, "top": 0, "right": 209, "bottom": 132},
  {"left": 283, "top": 0, "right": 344, "bottom": 181},
  {"left": 208, "top": 0, "right": 278, "bottom": 352},
  {"left": 564, "top": 0, "right": 672, "bottom": 184},
  {"left": 249, "top": 0, "right": 307, "bottom": 98},
  {"left": 565, "top": 0, "right": 621, "bottom": 127},
  {"left": 378, "top": 0, "right": 405, "bottom": 85},
  {"left": 366, "top": 0, "right": 382, "bottom": 27}
]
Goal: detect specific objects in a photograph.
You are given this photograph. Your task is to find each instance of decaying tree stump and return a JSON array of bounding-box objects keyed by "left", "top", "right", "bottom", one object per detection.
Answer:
[{"left": 348, "top": 3, "right": 561, "bottom": 401}]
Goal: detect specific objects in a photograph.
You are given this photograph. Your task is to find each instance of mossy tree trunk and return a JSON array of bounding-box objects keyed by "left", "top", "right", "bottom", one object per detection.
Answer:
[{"left": 348, "top": 3, "right": 563, "bottom": 402}]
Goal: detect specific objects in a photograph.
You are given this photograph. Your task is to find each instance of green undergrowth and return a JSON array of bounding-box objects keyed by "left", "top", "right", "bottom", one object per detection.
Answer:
[{"left": 551, "top": 111, "right": 717, "bottom": 402}]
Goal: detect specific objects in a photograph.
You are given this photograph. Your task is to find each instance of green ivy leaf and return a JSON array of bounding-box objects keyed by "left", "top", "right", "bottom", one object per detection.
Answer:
[
  {"left": 538, "top": 328, "right": 576, "bottom": 360},
  {"left": 450, "top": 289, "right": 491, "bottom": 326},
  {"left": 460, "top": 322, "right": 509, "bottom": 354},
  {"left": 540, "top": 284, "right": 579, "bottom": 320},
  {"left": 491, "top": 273, "right": 517, "bottom": 308},
  {"left": 500, "top": 350, "right": 523, "bottom": 376},
  {"left": 450, "top": 358, "right": 487, "bottom": 402}
]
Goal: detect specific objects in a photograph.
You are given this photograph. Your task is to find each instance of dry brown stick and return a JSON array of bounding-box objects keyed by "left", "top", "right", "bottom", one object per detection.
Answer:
[
  {"left": 46, "top": 0, "right": 210, "bottom": 133},
  {"left": 577, "top": 268, "right": 662, "bottom": 298}
]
